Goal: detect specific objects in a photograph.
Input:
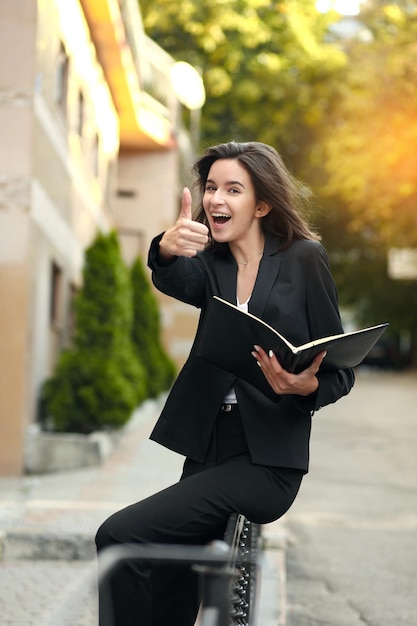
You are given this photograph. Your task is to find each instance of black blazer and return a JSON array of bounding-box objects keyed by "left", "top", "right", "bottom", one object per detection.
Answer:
[{"left": 147, "top": 233, "right": 355, "bottom": 472}]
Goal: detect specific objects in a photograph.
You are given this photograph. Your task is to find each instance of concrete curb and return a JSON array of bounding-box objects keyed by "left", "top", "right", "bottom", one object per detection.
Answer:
[
  {"left": 23, "top": 394, "right": 168, "bottom": 475},
  {"left": 255, "top": 522, "right": 289, "bottom": 626},
  {"left": 24, "top": 426, "right": 123, "bottom": 474},
  {"left": 2, "top": 531, "right": 95, "bottom": 561}
]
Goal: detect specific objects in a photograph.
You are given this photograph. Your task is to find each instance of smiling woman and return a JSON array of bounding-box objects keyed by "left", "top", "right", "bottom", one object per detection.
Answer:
[{"left": 95, "top": 140, "right": 355, "bottom": 626}]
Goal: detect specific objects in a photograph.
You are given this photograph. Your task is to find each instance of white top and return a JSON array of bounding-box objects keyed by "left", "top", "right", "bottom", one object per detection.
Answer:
[{"left": 222, "top": 296, "right": 249, "bottom": 404}]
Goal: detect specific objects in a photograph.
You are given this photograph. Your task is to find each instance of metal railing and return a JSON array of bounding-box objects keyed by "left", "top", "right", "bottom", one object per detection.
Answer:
[
  {"left": 98, "top": 514, "right": 261, "bottom": 626},
  {"left": 224, "top": 514, "right": 261, "bottom": 626}
]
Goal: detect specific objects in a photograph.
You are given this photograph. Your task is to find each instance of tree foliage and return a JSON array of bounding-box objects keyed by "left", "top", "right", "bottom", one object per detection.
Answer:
[
  {"left": 302, "top": 2, "right": 417, "bottom": 359},
  {"left": 140, "top": 0, "right": 345, "bottom": 152},
  {"left": 311, "top": 2, "right": 417, "bottom": 249}
]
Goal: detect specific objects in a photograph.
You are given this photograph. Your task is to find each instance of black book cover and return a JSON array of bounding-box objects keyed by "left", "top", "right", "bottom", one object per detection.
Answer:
[{"left": 196, "top": 296, "right": 389, "bottom": 399}]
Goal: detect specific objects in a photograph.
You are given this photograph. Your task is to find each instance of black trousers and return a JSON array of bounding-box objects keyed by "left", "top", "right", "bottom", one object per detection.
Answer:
[{"left": 95, "top": 405, "right": 303, "bottom": 626}]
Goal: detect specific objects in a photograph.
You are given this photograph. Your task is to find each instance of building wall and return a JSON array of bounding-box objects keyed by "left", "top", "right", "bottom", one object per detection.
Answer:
[
  {"left": 0, "top": 0, "right": 198, "bottom": 475},
  {"left": 115, "top": 150, "right": 199, "bottom": 369},
  {"left": 0, "top": 0, "right": 120, "bottom": 474},
  {"left": 29, "top": 0, "right": 120, "bottom": 414},
  {"left": 0, "top": 0, "right": 38, "bottom": 475}
]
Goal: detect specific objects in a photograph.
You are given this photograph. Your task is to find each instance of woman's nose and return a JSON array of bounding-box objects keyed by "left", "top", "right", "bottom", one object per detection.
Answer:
[{"left": 212, "top": 188, "right": 225, "bottom": 204}]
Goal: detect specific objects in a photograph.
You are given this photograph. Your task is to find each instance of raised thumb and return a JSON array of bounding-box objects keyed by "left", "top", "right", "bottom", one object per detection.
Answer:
[{"left": 179, "top": 187, "right": 193, "bottom": 220}]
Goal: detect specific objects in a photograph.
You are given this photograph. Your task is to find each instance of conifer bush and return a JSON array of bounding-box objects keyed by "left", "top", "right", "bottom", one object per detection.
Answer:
[
  {"left": 41, "top": 231, "right": 147, "bottom": 433},
  {"left": 131, "top": 256, "right": 176, "bottom": 398}
]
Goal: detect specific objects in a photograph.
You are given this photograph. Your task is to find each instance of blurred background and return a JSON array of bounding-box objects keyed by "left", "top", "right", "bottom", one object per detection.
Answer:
[{"left": 1, "top": 0, "right": 416, "bottom": 477}]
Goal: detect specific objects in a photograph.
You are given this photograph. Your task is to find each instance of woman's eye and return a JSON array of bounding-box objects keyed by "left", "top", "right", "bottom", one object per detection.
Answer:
[{"left": 205, "top": 185, "right": 216, "bottom": 192}]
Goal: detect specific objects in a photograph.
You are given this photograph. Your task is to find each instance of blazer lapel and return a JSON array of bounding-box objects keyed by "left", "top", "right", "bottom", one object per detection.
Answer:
[
  {"left": 214, "top": 235, "right": 282, "bottom": 313},
  {"left": 249, "top": 235, "right": 282, "bottom": 319},
  {"left": 215, "top": 252, "right": 238, "bottom": 303}
]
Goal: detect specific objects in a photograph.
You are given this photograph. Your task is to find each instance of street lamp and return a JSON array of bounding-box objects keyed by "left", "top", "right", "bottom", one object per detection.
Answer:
[{"left": 170, "top": 61, "right": 206, "bottom": 155}]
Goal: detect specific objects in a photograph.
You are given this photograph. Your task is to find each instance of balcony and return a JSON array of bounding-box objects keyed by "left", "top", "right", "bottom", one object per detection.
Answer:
[{"left": 79, "top": 0, "right": 181, "bottom": 150}]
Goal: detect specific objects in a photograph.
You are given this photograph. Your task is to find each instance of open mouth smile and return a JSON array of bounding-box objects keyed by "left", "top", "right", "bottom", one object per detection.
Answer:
[{"left": 212, "top": 213, "right": 231, "bottom": 225}]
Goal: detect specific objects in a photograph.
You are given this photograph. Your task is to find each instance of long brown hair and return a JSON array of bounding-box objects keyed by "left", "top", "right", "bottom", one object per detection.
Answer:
[{"left": 192, "top": 141, "right": 320, "bottom": 249}]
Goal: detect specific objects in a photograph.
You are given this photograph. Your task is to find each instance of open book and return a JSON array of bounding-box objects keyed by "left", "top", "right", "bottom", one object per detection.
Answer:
[{"left": 196, "top": 296, "right": 389, "bottom": 398}]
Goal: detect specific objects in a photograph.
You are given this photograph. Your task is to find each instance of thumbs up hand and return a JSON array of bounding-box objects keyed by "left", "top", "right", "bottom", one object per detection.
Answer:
[
  {"left": 178, "top": 186, "right": 193, "bottom": 221},
  {"left": 159, "top": 187, "right": 209, "bottom": 260}
]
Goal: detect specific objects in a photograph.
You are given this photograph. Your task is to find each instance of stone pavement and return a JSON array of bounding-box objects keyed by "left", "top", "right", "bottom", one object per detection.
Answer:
[{"left": 0, "top": 397, "right": 286, "bottom": 626}]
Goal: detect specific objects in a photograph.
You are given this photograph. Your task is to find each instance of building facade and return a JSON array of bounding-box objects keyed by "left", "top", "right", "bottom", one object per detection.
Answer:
[{"left": 0, "top": 0, "right": 202, "bottom": 475}]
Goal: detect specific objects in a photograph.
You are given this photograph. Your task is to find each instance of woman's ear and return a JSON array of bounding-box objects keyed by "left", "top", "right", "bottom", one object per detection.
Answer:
[{"left": 255, "top": 201, "right": 272, "bottom": 218}]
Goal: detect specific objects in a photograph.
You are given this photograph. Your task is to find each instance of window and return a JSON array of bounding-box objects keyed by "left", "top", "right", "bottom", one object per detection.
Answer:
[
  {"left": 55, "top": 42, "right": 69, "bottom": 109},
  {"left": 117, "top": 189, "right": 137, "bottom": 199},
  {"left": 77, "top": 90, "right": 84, "bottom": 137},
  {"left": 67, "top": 283, "right": 78, "bottom": 340},
  {"left": 105, "top": 158, "right": 116, "bottom": 208},
  {"left": 92, "top": 132, "right": 99, "bottom": 177},
  {"left": 50, "top": 262, "right": 63, "bottom": 327}
]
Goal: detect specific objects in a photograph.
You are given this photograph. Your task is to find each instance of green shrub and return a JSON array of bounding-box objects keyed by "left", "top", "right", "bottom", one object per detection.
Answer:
[
  {"left": 131, "top": 256, "right": 176, "bottom": 397},
  {"left": 42, "top": 231, "right": 147, "bottom": 433},
  {"left": 41, "top": 349, "right": 139, "bottom": 432}
]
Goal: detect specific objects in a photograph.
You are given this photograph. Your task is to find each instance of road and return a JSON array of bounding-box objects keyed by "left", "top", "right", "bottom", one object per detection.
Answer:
[{"left": 284, "top": 368, "right": 417, "bottom": 626}]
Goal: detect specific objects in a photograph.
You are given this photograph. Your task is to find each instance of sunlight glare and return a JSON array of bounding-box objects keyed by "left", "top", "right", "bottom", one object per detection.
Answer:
[{"left": 316, "top": 0, "right": 363, "bottom": 16}]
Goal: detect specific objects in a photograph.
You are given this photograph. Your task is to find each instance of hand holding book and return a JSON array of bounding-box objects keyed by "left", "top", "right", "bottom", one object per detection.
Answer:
[
  {"left": 252, "top": 344, "right": 326, "bottom": 397},
  {"left": 196, "top": 296, "right": 389, "bottom": 400}
]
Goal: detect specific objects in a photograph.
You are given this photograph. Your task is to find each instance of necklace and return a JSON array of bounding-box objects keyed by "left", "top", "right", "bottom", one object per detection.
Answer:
[{"left": 236, "top": 250, "right": 263, "bottom": 266}]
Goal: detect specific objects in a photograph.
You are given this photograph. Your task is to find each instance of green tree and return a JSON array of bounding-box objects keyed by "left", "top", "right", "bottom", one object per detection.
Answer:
[
  {"left": 301, "top": 2, "right": 417, "bottom": 361},
  {"left": 311, "top": 3, "right": 417, "bottom": 248},
  {"left": 131, "top": 256, "right": 176, "bottom": 397},
  {"left": 140, "top": 0, "right": 345, "bottom": 153},
  {"left": 42, "top": 232, "right": 147, "bottom": 433}
]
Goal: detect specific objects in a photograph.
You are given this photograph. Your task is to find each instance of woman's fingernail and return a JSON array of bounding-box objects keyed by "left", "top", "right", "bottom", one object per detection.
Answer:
[
  {"left": 253, "top": 345, "right": 260, "bottom": 352},
  {"left": 269, "top": 350, "right": 274, "bottom": 358}
]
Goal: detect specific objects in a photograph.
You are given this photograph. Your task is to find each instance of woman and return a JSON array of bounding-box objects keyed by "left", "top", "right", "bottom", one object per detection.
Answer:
[{"left": 96, "top": 141, "right": 355, "bottom": 626}]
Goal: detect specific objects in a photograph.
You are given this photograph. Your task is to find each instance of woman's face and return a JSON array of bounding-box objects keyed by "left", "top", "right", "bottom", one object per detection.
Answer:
[{"left": 203, "top": 159, "right": 266, "bottom": 244}]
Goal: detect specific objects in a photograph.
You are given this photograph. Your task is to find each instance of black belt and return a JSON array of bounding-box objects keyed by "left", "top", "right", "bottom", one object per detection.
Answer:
[{"left": 221, "top": 403, "right": 238, "bottom": 412}]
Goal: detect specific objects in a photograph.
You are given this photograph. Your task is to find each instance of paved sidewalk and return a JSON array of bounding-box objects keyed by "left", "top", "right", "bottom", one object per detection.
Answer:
[
  {"left": 0, "top": 397, "right": 287, "bottom": 626},
  {"left": 0, "top": 398, "right": 182, "bottom": 561}
]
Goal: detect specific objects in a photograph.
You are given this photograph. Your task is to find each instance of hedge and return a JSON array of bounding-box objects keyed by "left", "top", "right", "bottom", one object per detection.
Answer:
[
  {"left": 131, "top": 256, "right": 176, "bottom": 398},
  {"left": 41, "top": 231, "right": 147, "bottom": 433}
]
